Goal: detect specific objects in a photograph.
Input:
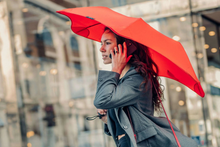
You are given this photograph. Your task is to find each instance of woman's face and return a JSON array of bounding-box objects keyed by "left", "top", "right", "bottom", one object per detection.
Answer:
[{"left": 100, "top": 30, "right": 117, "bottom": 64}]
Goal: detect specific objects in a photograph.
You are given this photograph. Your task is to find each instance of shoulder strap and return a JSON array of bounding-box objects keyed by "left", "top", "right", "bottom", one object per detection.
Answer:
[{"left": 152, "top": 82, "right": 181, "bottom": 147}]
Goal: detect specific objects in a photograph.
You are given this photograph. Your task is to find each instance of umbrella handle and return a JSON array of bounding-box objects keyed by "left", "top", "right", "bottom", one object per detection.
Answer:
[
  {"left": 152, "top": 82, "right": 182, "bottom": 147},
  {"left": 86, "top": 113, "right": 106, "bottom": 121}
]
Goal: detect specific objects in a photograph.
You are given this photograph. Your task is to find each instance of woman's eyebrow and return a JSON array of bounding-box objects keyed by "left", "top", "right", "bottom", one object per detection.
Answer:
[{"left": 101, "top": 39, "right": 112, "bottom": 43}]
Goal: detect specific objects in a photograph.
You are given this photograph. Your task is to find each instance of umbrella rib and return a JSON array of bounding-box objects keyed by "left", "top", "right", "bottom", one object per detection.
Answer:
[{"left": 75, "top": 22, "right": 101, "bottom": 34}]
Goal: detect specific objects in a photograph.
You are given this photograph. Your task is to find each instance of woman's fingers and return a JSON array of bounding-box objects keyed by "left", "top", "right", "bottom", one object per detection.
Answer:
[
  {"left": 101, "top": 115, "right": 108, "bottom": 124},
  {"left": 115, "top": 46, "right": 118, "bottom": 53},
  {"left": 123, "top": 42, "right": 127, "bottom": 56},
  {"left": 126, "top": 55, "right": 133, "bottom": 62},
  {"left": 111, "top": 42, "right": 130, "bottom": 74},
  {"left": 97, "top": 109, "right": 107, "bottom": 115},
  {"left": 118, "top": 44, "right": 122, "bottom": 54},
  {"left": 97, "top": 109, "right": 108, "bottom": 124},
  {"left": 110, "top": 49, "right": 115, "bottom": 59}
]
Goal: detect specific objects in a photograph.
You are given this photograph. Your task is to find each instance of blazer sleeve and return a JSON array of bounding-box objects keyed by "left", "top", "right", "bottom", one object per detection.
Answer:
[{"left": 94, "top": 70, "right": 144, "bottom": 109}]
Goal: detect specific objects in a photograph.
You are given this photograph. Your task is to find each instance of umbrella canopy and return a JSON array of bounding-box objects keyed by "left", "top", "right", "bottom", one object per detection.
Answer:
[{"left": 57, "top": 6, "right": 205, "bottom": 97}]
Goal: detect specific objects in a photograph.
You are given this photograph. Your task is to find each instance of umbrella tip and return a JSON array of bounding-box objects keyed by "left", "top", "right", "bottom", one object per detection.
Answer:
[
  {"left": 56, "top": 10, "right": 62, "bottom": 13},
  {"left": 195, "top": 82, "right": 205, "bottom": 97},
  {"left": 86, "top": 16, "right": 94, "bottom": 20}
]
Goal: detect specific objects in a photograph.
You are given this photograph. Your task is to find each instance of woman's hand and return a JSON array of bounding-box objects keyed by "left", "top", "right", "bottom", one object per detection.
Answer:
[
  {"left": 111, "top": 42, "right": 132, "bottom": 74},
  {"left": 97, "top": 109, "right": 108, "bottom": 124}
]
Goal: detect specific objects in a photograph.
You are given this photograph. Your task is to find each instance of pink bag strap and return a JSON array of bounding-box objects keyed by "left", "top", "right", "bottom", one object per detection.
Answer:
[
  {"left": 158, "top": 97, "right": 181, "bottom": 147},
  {"left": 153, "top": 81, "right": 181, "bottom": 147}
]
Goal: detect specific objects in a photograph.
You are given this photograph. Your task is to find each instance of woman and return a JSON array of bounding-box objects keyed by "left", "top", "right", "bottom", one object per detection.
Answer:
[{"left": 94, "top": 28, "right": 198, "bottom": 147}]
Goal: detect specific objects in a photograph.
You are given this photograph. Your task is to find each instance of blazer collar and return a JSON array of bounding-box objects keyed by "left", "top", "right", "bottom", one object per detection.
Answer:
[{"left": 119, "top": 66, "right": 136, "bottom": 81}]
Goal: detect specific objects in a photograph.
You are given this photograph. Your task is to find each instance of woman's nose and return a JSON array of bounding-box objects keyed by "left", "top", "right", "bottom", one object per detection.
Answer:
[{"left": 100, "top": 45, "right": 105, "bottom": 52}]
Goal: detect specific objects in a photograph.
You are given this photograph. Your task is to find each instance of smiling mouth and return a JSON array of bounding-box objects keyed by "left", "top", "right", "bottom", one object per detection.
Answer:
[{"left": 102, "top": 55, "right": 108, "bottom": 59}]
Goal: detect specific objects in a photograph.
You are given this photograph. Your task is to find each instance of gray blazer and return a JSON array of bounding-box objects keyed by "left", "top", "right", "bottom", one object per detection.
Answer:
[{"left": 94, "top": 66, "right": 198, "bottom": 147}]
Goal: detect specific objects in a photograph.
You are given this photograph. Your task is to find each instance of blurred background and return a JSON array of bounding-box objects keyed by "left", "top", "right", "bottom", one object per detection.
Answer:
[{"left": 0, "top": 0, "right": 219, "bottom": 147}]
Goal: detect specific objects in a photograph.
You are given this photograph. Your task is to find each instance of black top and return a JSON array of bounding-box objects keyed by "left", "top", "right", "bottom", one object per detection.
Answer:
[{"left": 108, "top": 109, "right": 125, "bottom": 136}]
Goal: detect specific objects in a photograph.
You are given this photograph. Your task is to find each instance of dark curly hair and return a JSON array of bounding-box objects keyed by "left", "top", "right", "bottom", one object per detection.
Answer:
[{"left": 104, "top": 27, "right": 164, "bottom": 112}]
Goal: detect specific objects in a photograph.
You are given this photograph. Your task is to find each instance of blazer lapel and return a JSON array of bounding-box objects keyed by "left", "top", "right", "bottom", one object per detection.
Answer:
[
  {"left": 114, "top": 107, "right": 137, "bottom": 147},
  {"left": 106, "top": 112, "right": 114, "bottom": 137}
]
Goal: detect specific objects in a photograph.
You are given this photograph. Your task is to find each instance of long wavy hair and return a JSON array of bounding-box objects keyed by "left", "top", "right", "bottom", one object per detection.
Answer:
[{"left": 104, "top": 27, "right": 164, "bottom": 112}]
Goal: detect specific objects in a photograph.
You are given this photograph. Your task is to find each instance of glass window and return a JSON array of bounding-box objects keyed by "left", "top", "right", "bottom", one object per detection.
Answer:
[
  {"left": 42, "top": 27, "right": 53, "bottom": 47},
  {"left": 2, "top": 0, "right": 220, "bottom": 147}
]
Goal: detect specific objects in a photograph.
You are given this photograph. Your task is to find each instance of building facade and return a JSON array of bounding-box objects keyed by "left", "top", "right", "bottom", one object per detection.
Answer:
[{"left": 0, "top": 0, "right": 219, "bottom": 147}]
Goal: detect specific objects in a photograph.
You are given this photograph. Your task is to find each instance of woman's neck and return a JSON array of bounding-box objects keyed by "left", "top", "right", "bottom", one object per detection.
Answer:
[{"left": 119, "top": 64, "right": 131, "bottom": 79}]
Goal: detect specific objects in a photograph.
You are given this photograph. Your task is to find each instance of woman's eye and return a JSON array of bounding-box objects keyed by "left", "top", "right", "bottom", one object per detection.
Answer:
[{"left": 106, "top": 42, "right": 111, "bottom": 45}]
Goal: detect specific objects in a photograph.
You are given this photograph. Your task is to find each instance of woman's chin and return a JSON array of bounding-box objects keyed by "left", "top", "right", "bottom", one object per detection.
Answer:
[{"left": 103, "top": 60, "right": 112, "bottom": 64}]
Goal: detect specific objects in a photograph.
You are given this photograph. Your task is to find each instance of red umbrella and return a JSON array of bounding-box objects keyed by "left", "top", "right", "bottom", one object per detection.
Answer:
[{"left": 56, "top": 6, "right": 205, "bottom": 97}]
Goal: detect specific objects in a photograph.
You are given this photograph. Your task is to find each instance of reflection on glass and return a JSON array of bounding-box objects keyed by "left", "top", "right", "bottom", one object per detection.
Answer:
[
  {"left": 176, "top": 86, "right": 182, "bottom": 92},
  {"left": 199, "top": 26, "right": 206, "bottom": 31},
  {"left": 39, "top": 71, "right": 47, "bottom": 76},
  {"left": 66, "top": 21, "right": 71, "bottom": 25},
  {"left": 27, "top": 131, "right": 35, "bottom": 138},
  {"left": 68, "top": 101, "right": 74, "bottom": 107},
  {"left": 209, "top": 31, "right": 215, "bottom": 36},
  {"left": 192, "top": 23, "right": 198, "bottom": 27},
  {"left": 27, "top": 143, "right": 32, "bottom": 147},
  {"left": 204, "top": 44, "right": 209, "bottom": 49},
  {"left": 50, "top": 69, "right": 57, "bottom": 75},
  {"left": 22, "top": 63, "right": 29, "bottom": 68},
  {"left": 179, "top": 17, "right": 186, "bottom": 21},
  {"left": 22, "top": 8, "right": 28, "bottom": 13},
  {"left": 178, "top": 100, "right": 185, "bottom": 106},
  {"left": 197, "top": 53, "right": 204, "bottom": 59},
  {"left": 172, "top": 35, "right": 180, "bottom": 41},
  {"left": 211, "top": 48, "right": 217, "bottom": 53},
  {"left": 170, "top": 84, "right": 175, "bottom": 89}
]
